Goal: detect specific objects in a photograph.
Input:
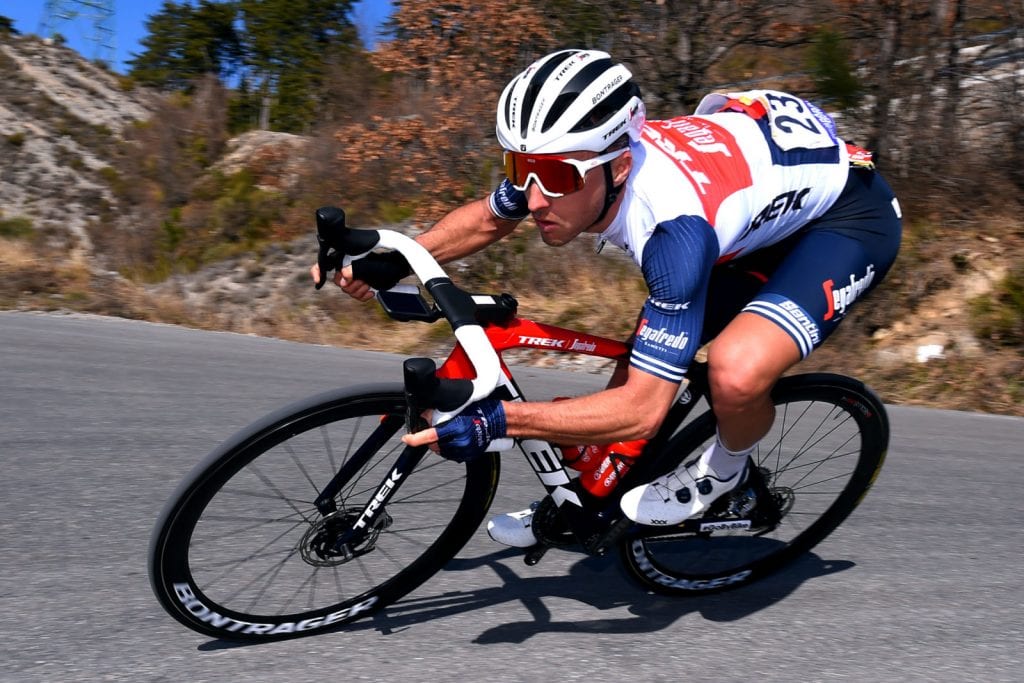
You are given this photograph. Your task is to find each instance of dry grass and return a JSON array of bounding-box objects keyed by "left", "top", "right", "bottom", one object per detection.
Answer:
[
  {"left": 3, "top": 218, "right": 1022, "bottom": 418},
  {"left": 0, "top": 237, "right": 42, "bottom": 269}
]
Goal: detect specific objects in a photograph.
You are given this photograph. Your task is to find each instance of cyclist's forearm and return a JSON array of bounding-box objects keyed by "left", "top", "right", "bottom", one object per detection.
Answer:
[
  {"left": 502, "top": 370, "right": 678, "bottom": 444},
  {"left": 416, "top": 198, "right": 519, "bottom": 263}
]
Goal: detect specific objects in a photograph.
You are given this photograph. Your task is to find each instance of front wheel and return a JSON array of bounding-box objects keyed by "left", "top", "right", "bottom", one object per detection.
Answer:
[
  {"left": 148, "top": 384, "right": 500, "bottom": 640},
  {"left": 621, "top": 373, "right": 888, "bottom": 595}
]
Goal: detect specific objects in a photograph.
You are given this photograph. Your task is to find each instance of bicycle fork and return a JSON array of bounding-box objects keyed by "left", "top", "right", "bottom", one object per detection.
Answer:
[
  {"left": 313, "top": 356, "right": 467, "bottom": 558},
  {"left": 307, "top": 412, "right": 430, "bottom": 559}
]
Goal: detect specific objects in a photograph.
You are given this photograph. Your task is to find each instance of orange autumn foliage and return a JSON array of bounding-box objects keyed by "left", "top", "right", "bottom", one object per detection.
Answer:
[{"left": 333, "top": 1, "right": 555, "bottom": 223}]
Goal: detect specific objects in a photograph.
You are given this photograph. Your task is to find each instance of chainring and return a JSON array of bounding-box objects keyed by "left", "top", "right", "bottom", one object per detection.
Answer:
[{"left": 531, "top": 496, "right": 576, "bottom": 548}]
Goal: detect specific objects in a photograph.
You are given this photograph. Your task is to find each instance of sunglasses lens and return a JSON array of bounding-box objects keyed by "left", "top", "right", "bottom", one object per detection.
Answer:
[{"left": 504, "top": 153, "right": 585, "bottom": 196}]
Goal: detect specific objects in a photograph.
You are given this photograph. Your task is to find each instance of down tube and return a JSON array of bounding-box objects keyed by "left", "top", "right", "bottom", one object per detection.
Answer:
[{"left": 436, "top": 319, "right": 631, "bottom": 513}]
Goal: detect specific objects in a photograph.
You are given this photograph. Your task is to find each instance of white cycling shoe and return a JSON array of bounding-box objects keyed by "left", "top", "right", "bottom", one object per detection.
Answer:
[
  {"left": 488, "top": 451, "right": 750, "bottom": 544},
  {"left": 486, "top": 502, "right": 540, "bottom": 548},
  {"left": 619, "top": 456, "right": 748, "bottom": 526}
]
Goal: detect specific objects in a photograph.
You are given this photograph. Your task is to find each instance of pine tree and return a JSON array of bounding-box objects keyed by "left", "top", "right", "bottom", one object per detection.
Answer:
[
  {"left": 128, "top": 0, "right": 242, "bottom": 91},
  {"left": 238, "top": 0, "right": 358, "bottom": 133},
  {"left": 0, "top": 15, "right": 20, "bottom": 36},
  {"left": 129, "top": 0, "right": 359, "bottom": 133},
  {"left": 808, "top": 27, "right": 861, "bottom": 110}
]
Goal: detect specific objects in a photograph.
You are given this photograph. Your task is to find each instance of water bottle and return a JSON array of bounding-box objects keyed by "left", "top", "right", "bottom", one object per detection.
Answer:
[
  {"left": 558, "top": 443, "right": 604, "bottom": 473},
  {"left": 580, "top": 439, "right": 647, "bottom": 498},
  {"left": 551, "top": 397, "right": 605, "bottom": 474}
]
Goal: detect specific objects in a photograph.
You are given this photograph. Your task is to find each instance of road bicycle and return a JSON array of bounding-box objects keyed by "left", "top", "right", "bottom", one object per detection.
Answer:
[{"left": 148, "top": 206, "right": 889, "bottom": 641}]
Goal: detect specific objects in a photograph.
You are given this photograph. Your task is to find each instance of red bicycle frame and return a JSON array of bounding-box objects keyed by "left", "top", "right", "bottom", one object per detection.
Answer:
[
  {"left": 434, "top": 316, "right": 631, "bottom": 517},
  {"left": 436, "top": 317, "right": 630, "bottom": 381}
]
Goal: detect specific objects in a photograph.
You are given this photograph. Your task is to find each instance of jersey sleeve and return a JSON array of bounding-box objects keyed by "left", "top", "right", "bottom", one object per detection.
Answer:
[
  {"left": 488, "top": 178, "right": 530, "bottom": 221},
  {"left": 630, "top": 215, "right": 719, "bottom": 383}
]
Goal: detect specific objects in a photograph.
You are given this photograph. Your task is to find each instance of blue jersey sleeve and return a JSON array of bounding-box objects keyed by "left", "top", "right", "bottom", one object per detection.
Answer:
[
  {"left": 488, "top": 179, "right": 530, "bottom": 220},
  {"left": 630, "top": 216, "right": 719, "bottom": 383}
]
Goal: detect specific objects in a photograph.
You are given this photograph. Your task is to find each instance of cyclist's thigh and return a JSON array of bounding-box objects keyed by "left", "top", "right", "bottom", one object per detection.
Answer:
[
  {"left": 739, "top": 168, "right": 903, "bottom": 358},
  {"left": 701, "top": 265, "right": 768, "bottom": 344}
]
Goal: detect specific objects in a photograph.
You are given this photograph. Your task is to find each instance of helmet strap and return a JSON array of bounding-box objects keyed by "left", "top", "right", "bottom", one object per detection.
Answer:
[{"left": 587, "top": 163, "right": 622, "bottom": 230}]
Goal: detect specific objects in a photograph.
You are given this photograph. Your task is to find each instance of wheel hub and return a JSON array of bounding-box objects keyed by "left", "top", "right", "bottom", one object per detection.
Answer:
[{"left": 300, "top": 508, "right": 392, "bottom": 567}]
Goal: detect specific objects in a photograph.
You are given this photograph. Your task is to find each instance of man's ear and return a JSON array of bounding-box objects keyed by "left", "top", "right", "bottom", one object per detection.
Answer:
[{"left": 612, "top": 149, "right": 633, "bottom": 185}]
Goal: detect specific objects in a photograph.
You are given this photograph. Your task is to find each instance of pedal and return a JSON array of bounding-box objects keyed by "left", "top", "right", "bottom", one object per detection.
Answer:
[
  {"left": 582, "top": 515, "right": 633, "bottom": 556},
  {"left": 531, "top": 496, "right": 575, "bottom": 548},
  {"left": 523, "top": 543, "right": 549, "bottom": 566}
]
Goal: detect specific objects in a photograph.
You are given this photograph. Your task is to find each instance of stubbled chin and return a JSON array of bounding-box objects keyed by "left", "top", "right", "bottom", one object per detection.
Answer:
[{"left": 538, "top": 231, "right": 569, "bottom": 247}]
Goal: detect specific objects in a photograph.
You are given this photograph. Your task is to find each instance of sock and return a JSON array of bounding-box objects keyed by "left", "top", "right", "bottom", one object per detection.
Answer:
[{"left": 700, "top": 430, "right": 754, "bottom": 480}]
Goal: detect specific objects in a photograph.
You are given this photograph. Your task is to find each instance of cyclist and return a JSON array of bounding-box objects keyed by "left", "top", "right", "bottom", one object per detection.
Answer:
[{"left": 312, "top": 49, "right": 902, "bottom": 547}]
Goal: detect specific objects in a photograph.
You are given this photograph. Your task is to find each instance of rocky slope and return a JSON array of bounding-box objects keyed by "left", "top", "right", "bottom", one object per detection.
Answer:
[{"left": 0, "top": 34, "right": 159, "bottom": 256}]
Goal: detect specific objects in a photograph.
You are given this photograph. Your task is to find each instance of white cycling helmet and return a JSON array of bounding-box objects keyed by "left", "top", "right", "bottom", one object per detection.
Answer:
[{"left": 496, "top": 49, "right": 646, "bottom": 154}]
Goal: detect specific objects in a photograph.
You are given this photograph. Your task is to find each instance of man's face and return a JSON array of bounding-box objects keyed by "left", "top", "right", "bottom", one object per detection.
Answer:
[{"left": 523, "top": 150, "right": 628, "bottom": 247}]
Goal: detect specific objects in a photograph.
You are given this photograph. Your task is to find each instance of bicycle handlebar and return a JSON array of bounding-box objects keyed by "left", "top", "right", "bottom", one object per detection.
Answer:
[{"left": 314, "top": 206, "right": 512, "bottom": 441}]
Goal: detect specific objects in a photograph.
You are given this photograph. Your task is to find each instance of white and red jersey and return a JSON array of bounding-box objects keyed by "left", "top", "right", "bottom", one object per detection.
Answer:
[
  {"left": 600, "top": 90, "right": 851, "bottom": 266},
  {"left": 487, "top": 90, "right": 873, "bottom": 385}
]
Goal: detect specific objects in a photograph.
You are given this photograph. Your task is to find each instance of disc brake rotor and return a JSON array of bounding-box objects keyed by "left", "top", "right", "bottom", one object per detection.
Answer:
[{"left": 300, "top": 509, "right": 392, "bottom": 567}]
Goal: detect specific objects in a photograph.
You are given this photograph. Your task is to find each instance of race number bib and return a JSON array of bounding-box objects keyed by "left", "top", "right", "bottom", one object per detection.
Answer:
[
  {"left": 695, "top": 89, "right": 839, "bottom": 151},
  {"left": 761, "top": 91, "right": 838, "bottom": 150}
]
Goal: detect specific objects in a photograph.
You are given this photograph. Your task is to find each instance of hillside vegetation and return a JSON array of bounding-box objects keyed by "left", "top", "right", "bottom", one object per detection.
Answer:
[{"left": 0, "top": 1, "right": 1021, "bottom": 416}]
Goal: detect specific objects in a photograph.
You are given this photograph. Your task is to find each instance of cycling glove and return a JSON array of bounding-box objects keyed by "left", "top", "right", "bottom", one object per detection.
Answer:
[
  {"left": 351, "top": 251, "right": 411, "bottom": 291},
  {"left": 433, "top": 400, "right": 507, "bottom": 463}
]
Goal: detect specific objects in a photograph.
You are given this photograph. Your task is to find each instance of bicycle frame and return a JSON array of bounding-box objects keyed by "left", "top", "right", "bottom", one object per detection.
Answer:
[
  {"left": 149, "top": 210, "right": 891, "bottom": 640},
  {"left": 314, "top": 215, "right": 717, "bottom": 560},
  {"left": 433, "top": 316, "right": 722, "bottom": 560},
  {"left": 445, "top": 318, "right": 630, "bottom": 546}
]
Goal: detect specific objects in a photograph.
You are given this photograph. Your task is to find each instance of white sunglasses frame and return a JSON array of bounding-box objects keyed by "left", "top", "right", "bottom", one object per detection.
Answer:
[{"left": 505, "top": 147, "right": 628, "bottom": 198}]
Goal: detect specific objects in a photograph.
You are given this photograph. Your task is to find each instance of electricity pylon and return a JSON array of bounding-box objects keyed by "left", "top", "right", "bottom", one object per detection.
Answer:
[{"left": 40, "top": 0, "right": 116, "bottom": 66}]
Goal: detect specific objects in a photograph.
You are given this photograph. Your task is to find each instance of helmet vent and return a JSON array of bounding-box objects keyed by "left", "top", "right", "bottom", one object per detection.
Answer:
[
  {"left": 520, "top": 51, "right": 578, "bottom": 139},
  {"left": 569, "top": 81, "right": 640, "bottom": 135},
  {"left": 495, "top": 49, "right": 642, "bottom": 154},
  {"left": 544, "top": 58, "right": 612, "bottom": 133}
]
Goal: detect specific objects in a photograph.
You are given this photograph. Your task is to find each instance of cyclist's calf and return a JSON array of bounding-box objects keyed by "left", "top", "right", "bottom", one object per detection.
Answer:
[{"left": 706, "top": 312, "right": 802, "bottom": 451}]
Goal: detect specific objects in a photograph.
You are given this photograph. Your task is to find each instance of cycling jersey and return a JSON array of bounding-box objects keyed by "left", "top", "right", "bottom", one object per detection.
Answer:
[
  {"left": 603, "top": 91, "right": 850, "bottom": 264},
  {"left": 488, "top": 89, "right": 901, "bottom": 385}
]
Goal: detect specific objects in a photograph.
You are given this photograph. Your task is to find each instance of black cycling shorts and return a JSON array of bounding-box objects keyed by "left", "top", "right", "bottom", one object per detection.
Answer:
[{"left": 702, "top": 167, "right": 903, "bottom": 357}]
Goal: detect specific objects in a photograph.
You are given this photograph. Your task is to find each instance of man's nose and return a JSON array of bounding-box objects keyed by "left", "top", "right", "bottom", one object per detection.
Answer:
[{"left": 526, "top": 183, "right": 551, "bottom": 212}]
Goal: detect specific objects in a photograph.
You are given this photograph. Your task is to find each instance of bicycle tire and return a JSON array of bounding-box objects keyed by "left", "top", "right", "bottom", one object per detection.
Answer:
[
  {"left": 148, "top": 383, "right": 500, "bottom": 640},
  {"left": 621, "top": 373, "right": 888, "bottom": 595}
]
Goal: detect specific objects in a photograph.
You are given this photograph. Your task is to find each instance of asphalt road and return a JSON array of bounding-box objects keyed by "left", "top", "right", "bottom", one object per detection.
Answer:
[{"left": 1, "top": 311, "right": 1022, "bottom": 682}]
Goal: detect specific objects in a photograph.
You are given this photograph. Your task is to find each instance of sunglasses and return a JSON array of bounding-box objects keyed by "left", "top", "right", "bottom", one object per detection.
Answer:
[{"left": 503, "top": 148, "right": 627, "bottom": 197}]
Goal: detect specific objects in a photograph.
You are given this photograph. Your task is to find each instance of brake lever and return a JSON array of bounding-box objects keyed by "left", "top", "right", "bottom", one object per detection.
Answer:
[
  {"left": 314, "top": 243, "right": 342, "bottom": 290},
  {"left": 313, "top": 206, "right": 382, "bottom": 290}
]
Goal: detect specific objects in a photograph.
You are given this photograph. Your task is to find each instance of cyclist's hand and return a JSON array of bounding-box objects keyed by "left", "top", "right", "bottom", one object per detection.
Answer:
[
  {"left": 402, "top": 400, "right": 506, "bottom": 463},
  {"left": 336, "top": 264, "right": 375, "bottom": 301},
  {"left": 308, "top": 262, "right": 375, "bottom": 301},
  {"left": 351, "top": 251, "right": 411, "bottom": 291},
  {"left": 311, "top": 250, "right": 410, "bottom": 301}
]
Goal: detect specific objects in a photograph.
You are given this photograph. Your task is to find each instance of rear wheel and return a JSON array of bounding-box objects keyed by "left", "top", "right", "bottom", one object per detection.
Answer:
[
  {"left": 148, "top": 384, "right": 500, "bottom": 640},
  {"left": 621, "top": 373, "right": 888, "bottom": 595}
]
